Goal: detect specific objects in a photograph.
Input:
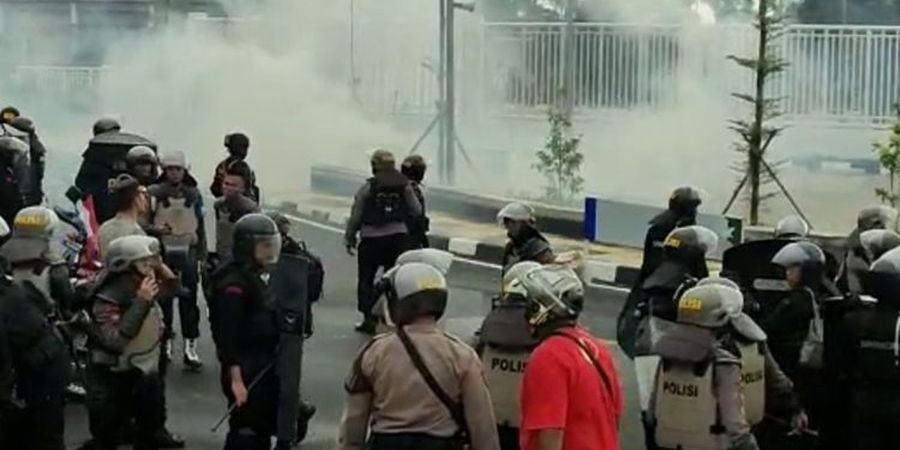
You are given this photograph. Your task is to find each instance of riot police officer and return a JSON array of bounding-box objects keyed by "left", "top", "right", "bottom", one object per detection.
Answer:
[
  {"left": 474, "top": 260, "right": 541, "bottom": 450},
  {"left": 126, "top": 146, "right": 160, "bottom": 187},
  {"left": 837, "top": 205, "right": 898, "bottom": 294},
  {"left": 0, "top": 215, "right": 70, "bottom": 450},
  {"left": 208, "top": 214, "right": 284, "bottom": 450},
  {"left": 370, "top": 248, "right": 455, "bottom": 334},
  {"left": 1, "top": 207, "right": 77, "bottom": 318},
  {"left": 496, "top": 202, "right": 554, "bottom": 273},
  {"left": 211, "top": 132, "right": 260, "bottom": 202},
  {"left": 212, "top": 161, "right": 259, "bottom": 264},
  {"left": 9, "top": 117, "right": 46, "bottom": 206},
  {"left": 774, "top": 215, "right": 810, "bottom": 240},
  {"left": 765, "top": 241, "right": 831, "bottom": 442},
  {"left": 648, "top": 281, "right": 805, "bottom": 450},
  {"left": 0, "top": 135, "right": 30, "bottom": 226},
  {"left": 336, "top": 261, "right": 500, "bottom": 450},
  {"left": 637, "top": 187, "right": 702, "bottom": 285},
  {"left": 344, "top": 149, "right": 422, "bottom": 334},
  {"left": 401, "top": 155, "right": 430, "bottom": 249},
  {"left": 92, "top": 118, "right": 121, "bottom": 137},
  {"left": 84, "top": 235, "right": 175, "bottom": 450},
  {"left": 833, "top": 246, "right": 900, "bottom": 450},
  {"left": 149, "top": 151, "right": 207, "bottom": 370},
  {"left": 642, "top": 225, "right": 717, "bottom": 322}
]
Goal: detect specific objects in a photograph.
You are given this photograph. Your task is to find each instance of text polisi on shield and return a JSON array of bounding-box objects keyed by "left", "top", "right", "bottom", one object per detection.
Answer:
[{"left": 491, "top": 356, "right": 527, "bottom": 374}]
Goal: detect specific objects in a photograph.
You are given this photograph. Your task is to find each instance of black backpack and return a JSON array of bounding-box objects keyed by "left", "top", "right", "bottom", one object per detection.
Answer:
[{"left": 289, "top": 239, "right": 325, "bottom": 303}]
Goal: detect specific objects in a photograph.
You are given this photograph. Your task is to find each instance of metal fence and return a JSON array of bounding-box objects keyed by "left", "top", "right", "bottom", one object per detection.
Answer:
[
  {"left": 481, "top": 23, "right": 900, "bottom": 125},
  {"left": 9, "top": 20, "right": 900, "bottom": 126}
]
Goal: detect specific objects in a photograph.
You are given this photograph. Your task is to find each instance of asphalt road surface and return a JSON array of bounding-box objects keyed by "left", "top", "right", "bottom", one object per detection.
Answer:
[{"left": 63, "top": 216, "right": 644, "bottom": 450}]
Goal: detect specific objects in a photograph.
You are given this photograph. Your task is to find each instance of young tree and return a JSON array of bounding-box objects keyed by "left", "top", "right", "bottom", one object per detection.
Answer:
[
  {"left": 722, "top": 0, "right": 808, "bottom": 226},
  {"left": 874, "top": 104, "right": 900, "bottom": 207},
  {"left": 533, "top": 108, "right": 584, "bottom": 203}
]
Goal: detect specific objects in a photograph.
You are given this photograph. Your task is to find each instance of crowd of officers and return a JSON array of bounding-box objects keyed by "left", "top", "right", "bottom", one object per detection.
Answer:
[
  {"left": 615, "top": 187, "right": 900, "bottom": 450},
  {"left": 0, "top": 111, "right": 323, "bottom": 450},
  {"left": 0, "top": 109, "right": 897, "bottom": 450}
]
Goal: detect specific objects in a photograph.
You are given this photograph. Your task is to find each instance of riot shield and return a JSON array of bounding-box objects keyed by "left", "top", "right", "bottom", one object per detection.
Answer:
[
  {"left": 75, "top": 132, "right": 157, "bottom": 223},
  {"left": 721, "top": 239, "right": 791, "bottom": 320},
  {"left": 270, "top": 253, "right": 310, "bottom": 445}
]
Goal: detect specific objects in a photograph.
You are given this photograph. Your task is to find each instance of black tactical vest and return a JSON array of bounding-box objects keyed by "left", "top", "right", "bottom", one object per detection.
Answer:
[{"left": 362, "top": 170, "right": 409, "bottom": 226}]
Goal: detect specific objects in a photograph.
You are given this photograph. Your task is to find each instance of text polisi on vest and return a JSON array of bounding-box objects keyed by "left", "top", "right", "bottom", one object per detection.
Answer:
[
  {"left": 491, "top": 357, "right": 527, "bottom": 374},
  {"left": 662, "top": 381, "right": 699, "bottom": 398}
]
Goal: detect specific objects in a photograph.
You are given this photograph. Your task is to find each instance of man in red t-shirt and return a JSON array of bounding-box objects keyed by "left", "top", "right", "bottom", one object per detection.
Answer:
[{"left": 517, "top": 265, "right": 624, "bottom": 450}]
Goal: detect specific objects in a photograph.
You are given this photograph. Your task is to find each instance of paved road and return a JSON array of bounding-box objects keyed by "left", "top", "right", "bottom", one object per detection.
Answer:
[{"left": 64, "top": 217, "right": 644, "bottom": 450}]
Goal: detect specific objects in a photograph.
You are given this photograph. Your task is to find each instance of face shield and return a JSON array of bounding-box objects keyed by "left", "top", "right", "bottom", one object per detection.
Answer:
[
  {"left": 774, "top": 215, "right": 810, "bottom": 239},
  {"left": 870, "top": 246, "right": 900, "bottom": 275},
  {"left": 665, "top": 225, "right": 719, "bottom": 256},
  {"left": 396, "top": 249, "right": 454, "bottom": 275},
  {"left": 520, "top": 266, "right": 583, "bottom": 329},
  {"left": 255, "top": 234, "right": 282, "bottom": 265},
  {"left": 771, "top": 241, "right": 825, "bottom": 268}
]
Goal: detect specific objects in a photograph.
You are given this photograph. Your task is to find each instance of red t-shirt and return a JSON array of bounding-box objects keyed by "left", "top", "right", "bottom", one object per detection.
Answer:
[{"left": 520, "top": 326, "right": 623, "bottom": 450}]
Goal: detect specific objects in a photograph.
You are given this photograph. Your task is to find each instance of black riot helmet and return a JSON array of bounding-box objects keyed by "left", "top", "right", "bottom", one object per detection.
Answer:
[
  {"left": 224, "top": 132, "right": 250, "bottom": 159},
  {"left": 772, "top": 241, "right": 826, "bottom": 288},
  {"left": 662, "top": 225, "right": 718, "bottom": 274},
  {"left": 863, "top": 246, "right": 900, "bottom": 308},
  {"left": 668, "top": 186, "right": 702, "bottom": 218},
  {"left": 93, "top": 117, "right": 121, "bottom": 136},
  {"left": 232, "top": 213, "right": 281, "bottom": 266}
]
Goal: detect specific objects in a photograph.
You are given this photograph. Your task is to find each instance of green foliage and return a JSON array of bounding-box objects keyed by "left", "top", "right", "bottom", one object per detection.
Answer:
[
  {"left": 727, "top": 0, "right": 790, "bottom": 225},
  {"left": 873, "top": 104, "right": 900, "bottom": 207},
  {"left": 533, "top": 108, "right": 584, "bottom": 203}
]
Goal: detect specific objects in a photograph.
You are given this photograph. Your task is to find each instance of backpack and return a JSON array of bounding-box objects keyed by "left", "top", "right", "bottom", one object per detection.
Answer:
[{"left": 292, "top": 239, "right": 325, "bottom": 303}]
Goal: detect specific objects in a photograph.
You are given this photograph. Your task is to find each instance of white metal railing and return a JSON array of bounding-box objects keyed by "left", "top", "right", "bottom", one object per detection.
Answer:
[
  {"left": 9, "top": 20, "right": 900, "bottom": 126},
  {"left": 12, "top": 65, "right": 110, "bottom": 94},
  {"left": 481, "top": 22, "right": 900, "bottom": 124}
]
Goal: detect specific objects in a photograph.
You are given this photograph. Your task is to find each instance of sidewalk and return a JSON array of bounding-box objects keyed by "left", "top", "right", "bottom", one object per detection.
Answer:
[{"left": 271, "top": 192, "right": 720, "bottom": 288}]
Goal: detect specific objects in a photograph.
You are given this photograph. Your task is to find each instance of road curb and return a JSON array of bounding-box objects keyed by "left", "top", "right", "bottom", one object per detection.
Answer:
[{"left": 273, "top": 201, "right": 641, "bottom": 289}]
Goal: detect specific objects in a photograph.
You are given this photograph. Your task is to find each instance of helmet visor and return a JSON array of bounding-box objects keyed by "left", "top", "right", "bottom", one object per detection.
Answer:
[{"left": 255, "top": 234, "right": 282, "bottom": 265}]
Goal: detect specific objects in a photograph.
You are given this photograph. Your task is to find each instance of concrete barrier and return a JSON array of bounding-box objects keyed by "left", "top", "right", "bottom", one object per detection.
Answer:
[{"left": 310, "top": 165, "right": 849, "bottom": 258}]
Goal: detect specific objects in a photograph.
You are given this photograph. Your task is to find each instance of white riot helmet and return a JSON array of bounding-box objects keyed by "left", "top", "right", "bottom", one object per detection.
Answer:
[
  {"left": 520, "top": 265, "right": 584, "bottom": 329},
  {"left": 692, "top": 277, "right": 766, "bottom": 341},
  {"left": 859, "top": 229, "right": 900, "bottom": 263},
  {"left": 385, "top": 262, "right": 449, "bottom": 326},
  {"left": 503, "top": 261, "right": 544, "bottom": 297},
  {"left": 0, "top": 206, "right": 61, "bottom": 264},
  {"left": 497, "top": 202, "right": 535, "bottom": 225},
  {"left": 857, "top": 205, "right": 899, "bottom": 232},
  {"left": 774, "top": 215, "right": 810, "bottom": 239},
  {"left": 395, "top": 248, "right": 455, "bottom": 275},
  {"left": 159, "top": 150, "right": 188, "bottom": 170},
  {"left": 0, "top": 216, "right": 9, "bottom": 238},
  {"left": 663, "top": 225, "right": 719, "bottom": 256},
  {"left": 105, "top": 235, "right": 160, "bottom": 273},
  {"left": 676, "top": 283, "right": 743, "bottom": 329}
]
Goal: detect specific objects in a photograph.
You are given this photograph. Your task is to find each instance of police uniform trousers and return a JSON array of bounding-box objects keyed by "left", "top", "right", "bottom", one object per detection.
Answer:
[
  {"left": 220, "top": 353, "right": 279, "bottom": 450},
  {"left": 2, "top": 352, "right": 69, "bottom": 450},
  {"left": 85, "top": 364, "right": 165, "bottom": 450},
  {"left": 160, "top": 251, "right": 201, "bottom": 341},
  {"left": 356, "top": 233, "right": 408, "bottom": 317},
  {"left": 368, "top": 432, "right": 459, "bottom": 450}
]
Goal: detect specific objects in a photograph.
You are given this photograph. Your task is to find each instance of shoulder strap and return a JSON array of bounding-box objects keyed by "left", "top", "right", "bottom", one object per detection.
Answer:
[
  {"left": 551, "top": 331, "right": 617, "bottom": 407},
  {"left": 396, "top": 327, "right": 468, "bottom": 435}
]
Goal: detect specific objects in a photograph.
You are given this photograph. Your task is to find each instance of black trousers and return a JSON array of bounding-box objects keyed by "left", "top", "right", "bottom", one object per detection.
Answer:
[
  {"left": 497, "top": 425, "right": 519, "bottom": 450},
  {"left": 2, "top": 355, "right": 69, "bottom": 450},
  {"left": 161, "top": 253, "right": 201, "bottom": 340},
  {"left": 85, "top": 364, "right": 165, "bottom": 450},
  {"left": 356, "top": 233, "right": 408, "bottom": 316},
  {"left": 221, "top": 355, "right": 279, "bottom": 450}
]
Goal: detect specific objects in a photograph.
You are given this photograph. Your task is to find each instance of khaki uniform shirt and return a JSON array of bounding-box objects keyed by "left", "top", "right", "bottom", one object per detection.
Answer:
[{"left": 336, "top": 323, "right": 500, "bottom": 450}]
